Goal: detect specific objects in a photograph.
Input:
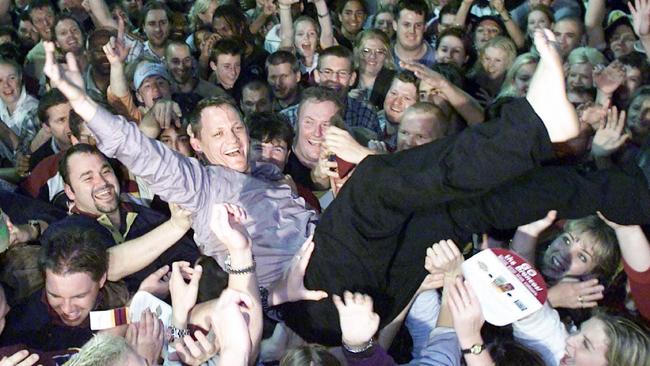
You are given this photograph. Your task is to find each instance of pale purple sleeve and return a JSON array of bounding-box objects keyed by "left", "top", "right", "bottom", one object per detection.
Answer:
[{"left": 86, "top": 106, "right": 211, "bottom": 212}]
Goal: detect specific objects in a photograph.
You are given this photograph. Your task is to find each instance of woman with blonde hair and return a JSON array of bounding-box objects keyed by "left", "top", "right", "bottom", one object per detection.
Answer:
[
  {"left": 280, "top": 345, "right": 340, "bottom": 366},
  {"left": 467, "top": 35, "right": 517, "bottom": 104},
  {"left": 350, "top": 29, "right": 396, "bottom": 108},
  {"left": 498, "top": 52, "right": 539, "bottom": 98}
]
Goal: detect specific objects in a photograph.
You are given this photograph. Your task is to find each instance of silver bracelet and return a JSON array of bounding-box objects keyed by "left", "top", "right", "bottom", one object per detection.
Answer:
[
  {"left": 224, "top": 254, "right": 256, "bottom": 275},
  {"left": 343, "top": 338, "right": 374, "bottom": 353}
]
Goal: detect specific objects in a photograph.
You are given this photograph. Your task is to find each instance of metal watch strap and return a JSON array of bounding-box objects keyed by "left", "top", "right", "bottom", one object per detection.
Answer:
[
  {"left": 167, "top": 325, "right": 190, "bottom": 342},
  {"left": 343, "top": 338, "right": 374, "bottom": 353},
  {"left": 259, "top": 286, "right": 270, "bottom": 313},
  {"left": 224, "top": 254, "right": 256, "bottom": 275}
]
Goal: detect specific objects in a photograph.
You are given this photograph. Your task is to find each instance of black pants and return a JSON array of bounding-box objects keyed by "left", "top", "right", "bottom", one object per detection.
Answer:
[{"left": 281, "top": 99, "right": 650, "bottom": 346}]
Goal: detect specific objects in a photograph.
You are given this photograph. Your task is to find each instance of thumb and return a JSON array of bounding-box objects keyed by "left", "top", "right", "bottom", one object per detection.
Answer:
[
  {"left": 303, "top": 290, "right": 329, "bottom": 301},
  {"left": 172, "top": 103, "right": 182, "bottom": 128}
]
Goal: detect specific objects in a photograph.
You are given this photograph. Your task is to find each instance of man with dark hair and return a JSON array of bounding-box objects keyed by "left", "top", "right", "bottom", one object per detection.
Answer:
[
  {"left": 209, "top": 39, "right": 244, "bottom": 100},
  {"left": 52, "top": 14, "right": 85, "bottom": 68},
  {"left": 0, "top": 226, "right": 110, "bottom": 350},
  {"left": 240, "top": 80, "right": 272, "bottom": 118},
  {"left": 50, "top": 143, "right": 199, "bottom": 291},
  {"left": 248, "top": 112, "right": 322, "bottom": 212},
  {"left": 266, "top": 50, "right": 302, "bottom": 111},
  {"left": 85, "top": 29, "right": 114, "bottom": 105},
  {"left": 25, "top": 0, "right": 56, "bottom": 79},
  {"left": 392, "top": 0, "right": 435, "bottom": 69},
  {"left": 281, "top": 46, "right": 383, "bottom": 138},
  {"left": 30, "top": 89, "right": 72, "bottom": 169},
  {"left": 141, "top": 0, "right": 171, "bottom": 61}
]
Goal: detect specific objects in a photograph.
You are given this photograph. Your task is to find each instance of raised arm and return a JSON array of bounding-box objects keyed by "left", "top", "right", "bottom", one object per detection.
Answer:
[
  {"left": 103, "top": 19, "right": 131, "bottom": 100},
  {"left": 106, "top": 204, "right": 192, "bottom": 281},
  {"left": 278, "top": 0, "right": 296, "bottom": 50},
  {"left": 88, "top": 0, "right": 119, "bottom": 29},
  {"left": 249, "top": 0, "right": 276, "bottom": 37},
  {"left": 455, "top": 0, "right": 473, "bottom": 29},
  {"left": 313, "top": 0, "right": 335, "bottom": 48},
  {"left": 629, "top": 0, "right": 650, "bottom": 60},
  {"left": 401, "top": 63, "right": 485, "bottom": 125},
  {"left": 42, "top": 41, "right": 209, "bottom": 211},
  {"left": 585, "top": 0, "right": 607, "bottom": 49},
  {"left": 491, "top": 0, "right": 525, "bottom": 49}
]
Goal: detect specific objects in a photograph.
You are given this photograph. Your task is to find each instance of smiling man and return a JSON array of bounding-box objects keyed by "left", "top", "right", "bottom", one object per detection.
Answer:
[
  {"left": 379, "top": 71, "right": 418, "bottom": 150},
  {"left": 391, "top": 0, "right": 435, "bottom": 69},
  {"left": 0, "top": 226, "right": 109, "bottom": 350}
]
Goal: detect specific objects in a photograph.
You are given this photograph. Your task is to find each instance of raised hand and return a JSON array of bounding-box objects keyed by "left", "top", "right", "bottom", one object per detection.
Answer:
[
  {"left": 527, "top": 29, "right": 580, "bottom": 142},
  {"left": 172, "top": 330, "right": 218, "bottom": 366},
  {"left": 278, "top": 0, "right": 299, "bottom": 9},
  {"left": 170, "top": 261, "right": 203, "bottom": 327},
  {"left": 547, "top": 279, "right": 604, "bottom": 309},
  {"left": 268, "top": 236, "right": 328, "bottom": 305},
  {"left": 0, "top": 350, "right": 39, "bottom": 366},
  {"left": 629, "top": 0, "right": 650, "bottom": 39},
  {"left": 262, "top": 0, "right": 277, "bottom": 16},
  {"left": 591, "top": 106, "right": 629, "bottom": 157},
  {"left": 399, "top": 61, "right": 449, "bottom": 91},
  {"left": 517, "top": 210, "right": 557, "bottom": 238},
  {"left": 43, "top": 41, "right": 86, "bottom": 104},
  {"left": 211, "top": 288, "right": 255, "bottom": 363},
  {"left": 577, "top": 102, "right": 608, "bottom": 130},
  {"left": 125, "top": 309, "right": 164, "bottom": 366},
  {"left": 490, "top": 0, "right": 506, "bottom": 13},
  {"left": 102, "top": 16, "right": 131, "bottom": 64},
  {"left": 137, "top": 265, "right": 171, "bottom": 299},
  {"left": 425, "top": 239, "right": 463, "bottom": 277},
  {"left": 447, "top": 278, "right": 485, "bottom": 348},
  {"left": 593, "top": 61, "right": 625, "bottom": 95},
  {"left": 333, "top": 291, "right": 380, "bottom": 348},
  {"left": 324, "top": 126, "right": 372, "bottom": 164},
  {"left": 209, "top": 203, "right": 250, "bottom": 252}
]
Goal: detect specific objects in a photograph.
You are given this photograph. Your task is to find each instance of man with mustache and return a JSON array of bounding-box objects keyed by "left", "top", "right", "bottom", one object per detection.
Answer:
[{"left": 281, "top": 46, "right": 383, "bottom": 138}]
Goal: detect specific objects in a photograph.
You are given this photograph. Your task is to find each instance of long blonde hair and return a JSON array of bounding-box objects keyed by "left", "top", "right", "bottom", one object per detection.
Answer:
[
  {"left": 595, "top": 313, "right": 650, "bottom": 366},
  {"left": 470, "top": 36, "right": 517, "bottom": 78},
  {"left": 498, "top": 52, "right": 539, "bottom": 98}
]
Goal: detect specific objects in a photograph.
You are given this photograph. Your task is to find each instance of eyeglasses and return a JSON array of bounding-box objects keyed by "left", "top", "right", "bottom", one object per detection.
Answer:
[
  {"left": 319, "top": 68, "right": 352, "bottom": 80},
  {"left": 361, "top": 48, "right": 388, "bottom": 58}
]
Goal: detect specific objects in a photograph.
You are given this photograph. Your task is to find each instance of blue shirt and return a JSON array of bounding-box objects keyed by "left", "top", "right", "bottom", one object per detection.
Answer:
[{"left": 392, "top": 43, "right": 436, "bottom": 71}]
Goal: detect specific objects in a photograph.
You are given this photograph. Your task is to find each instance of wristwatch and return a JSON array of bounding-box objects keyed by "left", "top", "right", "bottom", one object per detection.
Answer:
[
  {"left": 461, "top": 343, "right": 486, "bottom": 355},
  {"left": 224, "top": 254, "right": 256, "bottom": 275}
]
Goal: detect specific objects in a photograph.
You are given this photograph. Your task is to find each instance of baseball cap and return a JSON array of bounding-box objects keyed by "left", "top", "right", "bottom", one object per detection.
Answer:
[
  {"left": 133, "top": 62, "right": 170, "bottom": 91},
  {"left": 462, "top": 248, "right": 548, "bottom": 326}
]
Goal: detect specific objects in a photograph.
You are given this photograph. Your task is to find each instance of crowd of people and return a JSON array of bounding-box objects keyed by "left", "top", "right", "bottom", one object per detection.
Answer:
[{"left": 0, "top": 0, "right": 650, "bottom": 364}]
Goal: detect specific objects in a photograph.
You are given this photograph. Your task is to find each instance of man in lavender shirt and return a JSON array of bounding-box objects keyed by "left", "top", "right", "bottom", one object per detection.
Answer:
[{"left": 41, "top": 30, "right": 615, "bottom": 346}]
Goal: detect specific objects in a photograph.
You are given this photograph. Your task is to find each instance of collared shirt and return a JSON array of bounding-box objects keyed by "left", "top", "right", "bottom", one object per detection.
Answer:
[
  {"left": 85, "top": 107, "right": 319, "bottom": 288},
  {"left": 280, "top": 96, "right": 383, "bottom": 138},
  {"left": 0, "top": 86, "right": 39, "bottom": 161},
  {"left": 84, "top": 67, "right": 109, "bottom": 106},
  {"left": 143, "top": 41, "right": 165, "bottom": 63},
  {"left": 392, "top": 42, "right": 436, "bottom": 71}
]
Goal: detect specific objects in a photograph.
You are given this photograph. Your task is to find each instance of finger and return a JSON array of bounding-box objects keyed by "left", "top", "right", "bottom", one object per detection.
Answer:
[
  {"left": 298, "top": 239, "right": 316, "bottom": 272},
  {"left": 12, "top": 353, "right": 39, "bottom": 366},
  {"left": 189, "top": 264, "right": 203, "bottom": 286},
  {"left": 616, "top": 110, "right": 627, "bottom": 134},
  {"left": 172, "top": 102, "right": 182, "bottom": 128},
  {"left": 353, "top": 292, "right": 364, "bottom": 304},
  {"left": 44, "top": 41, "right": 56, "bottom": 69},
  {"left": 182, "top": 335, "right": 203, "bottom": 358},
  {"left": 580, "top": 301, "right": 598, "bottom": 308},
  {"left": 582, "top": 291, "right": 604, "bottom": 302},
  {"left": 153, "top": 264, "right": 170, "bottom": 278},
  {"left": 65, "top": 52, "right": 80, "bottom": 73},
  {"left": 455, "top": 277, "right": 471, "bottom": 306},
  {"left": 332, "top": 294, "right": 344, "bottom": 311},
  {"left": 117, "top": 15, "right": 125, "bottom": 41},
  {"left": 343, "top": 290, "right": 354, "bottom": 305},
  {"left": 195, "top": 331, "right": 214, "bottom": 353},
  {"left": 304, "top": 289, "right": 329, "bottom": 301},
  {"left": 579, "top": 279, "right": 600, "bottom": 289},
  {"left": 164, "top": 102, "right": 172, "bottom": 129}
]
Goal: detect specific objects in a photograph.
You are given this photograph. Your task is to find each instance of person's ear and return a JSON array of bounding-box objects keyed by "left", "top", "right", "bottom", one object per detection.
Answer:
[
  {"left": 348, "top": 71, "right": 357, "bottom": 86},
  {"left": 295, "top": 71, "right": 301, "bottom": 82},
  {"left": 314, "top": 69, "right": 321, "bottom": 84},
  {"left": 70, "top": 135, "right": 80, "bottom": 145},
  {"left": 64, "top": 183, "right": 75, "bottom": 201},
  {"left": 393, "top": 19, "right": 398, "bottom": 32},
  {"left": 210, "top": 60, "right": 218, "bottom": 72},
  {"left": 99, "top": 272, "right": 107, "bottom": 288},
  {"left": 135, "top": 90, "right": 144, "bottom": 104}
]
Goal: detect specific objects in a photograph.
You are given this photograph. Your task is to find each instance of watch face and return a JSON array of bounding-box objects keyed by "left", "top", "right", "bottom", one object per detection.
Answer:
[{"left": 471, "top": 344, "right": 484, "bottom": 354}]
